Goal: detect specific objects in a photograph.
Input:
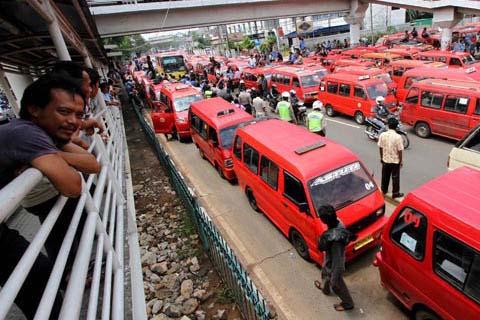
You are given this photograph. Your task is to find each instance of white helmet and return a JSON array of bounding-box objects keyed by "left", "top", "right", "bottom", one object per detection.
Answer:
[
  {"left": 312, "top": 100, "right": 323, "bottom": 110},
  {"left": 289, "top": 89, "right": 297, "bottom": 95},
  {"left": 281, "top": 91, "right": 290, "bottom": 98},
  {"left": 376, "top": 96, "right": 385, "bottom": 104}
]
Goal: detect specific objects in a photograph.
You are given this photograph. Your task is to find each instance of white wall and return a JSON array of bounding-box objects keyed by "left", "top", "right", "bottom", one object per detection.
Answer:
[
  {"left": 363, "top": 4, "right": 407, "bottom": 31},
  {"left": 5, "top": 72, "right": 33, "bottom": 105}
]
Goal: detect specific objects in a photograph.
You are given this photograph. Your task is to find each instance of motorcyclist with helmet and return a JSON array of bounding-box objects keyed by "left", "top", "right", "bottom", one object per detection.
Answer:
[
  {"left": 371, "top": 96, "right": 393, "bottom": 133},
  {"left": 289, "top": 89, "right": 302, "bottom": 120},
  {"left": 276, "top": 92, "right": 297, "bottom": 124},
  {"left": 307, "top": 101, "right": 326, "bottom": 136}
]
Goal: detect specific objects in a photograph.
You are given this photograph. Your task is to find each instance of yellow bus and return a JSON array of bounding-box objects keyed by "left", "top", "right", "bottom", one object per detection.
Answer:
[{"left": 155, "top": 52, "right": 187, "bottom": 79}]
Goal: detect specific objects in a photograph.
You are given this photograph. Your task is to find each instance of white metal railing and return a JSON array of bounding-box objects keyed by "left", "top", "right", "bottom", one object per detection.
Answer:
[{"left": 0, "top": 104, "right": 147, "bottom": 319}]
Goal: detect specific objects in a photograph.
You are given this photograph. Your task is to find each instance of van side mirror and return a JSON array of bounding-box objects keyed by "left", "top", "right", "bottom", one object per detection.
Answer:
[{"left": 299, "top": 202, "right": 310, "bottom": 214}]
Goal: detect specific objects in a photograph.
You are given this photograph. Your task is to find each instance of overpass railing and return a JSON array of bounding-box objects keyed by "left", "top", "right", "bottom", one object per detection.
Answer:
[
  {"left": 0, "top": 105, "right": 147, "bottom": 319},
  {"left": 130, "top": 99, "right": 272, "bottom": 320}
]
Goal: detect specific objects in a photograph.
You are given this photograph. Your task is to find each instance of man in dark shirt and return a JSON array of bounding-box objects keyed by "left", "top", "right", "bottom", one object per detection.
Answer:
[
  {"left": 315, "top": 205, "right": 355, "bottom": 311},
  {"left": 0, "top": 74, "right": 100, "bottom": 319}
]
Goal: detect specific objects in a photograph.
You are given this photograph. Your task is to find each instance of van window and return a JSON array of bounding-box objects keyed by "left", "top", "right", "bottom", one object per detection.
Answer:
[
  {"left": 283, "top": 171, "right": 307, "bottom": 205},
  {"left": 260, "top": 156, "right": 279, "bottom": 190},
  {"left": 475, "top": 99, "right": 480, "bottom": 115},
  {"left": 393, "top": 67, "right": 404, "bottom": 77},
  {"left": 390, "top": 207, "right": 427, "bottom": 260},
  {"left": 339, "top": 83, "right": 351, "bottom": 97},
  {"left": 354, "top": 86, "right": 366, "bottom": 98},
  {"left": 208, "top": 127, "right": 218, "bottom": 144},
  {"left": 199, "top": 120, "right": 208, "bottom": 139},
  {"left": 271, "top": 74, "right": 277, "bottom": 83},
  {"left": 233, "top": 136, "right": 242, "bottom": 159},
  {"left": 292, "top": 77, "right": 300, "bottom": 87},
  {"left": 434, "top": 231, "right": 480, "bottom": 303},
  {"left": 243, "top": 143, "right": 259, "bottom": 174},
  {"left": 327, "top": 81, "right": 338, "bottom": 94},
  {"left": 464, "top": 128, "right": 480, "bottom": 151},
  {"left": 421, "top": 91, "right": 444, "bottom": 109},
  {"left": 190, "top": 112, "right": 200, "bottom": 132},
  {"left": 450, "top": 58, "right": 462, "bottom": 66},
  {"left": 405, "top": 88, "right": 419, "bottom": 104},
  {"left": 444, "top": 96, "right": 469, "bottom": 114},
  {"left": 438, "top": 56, "right": 447, "bottom": 63},
  {"left": 283, "top": 75, "right": 291, "bottom": 85}
]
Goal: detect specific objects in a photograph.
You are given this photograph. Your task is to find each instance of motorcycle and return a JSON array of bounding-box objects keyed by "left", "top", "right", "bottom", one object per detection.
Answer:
[
  {"left": 295, "top": 102, "right": 307, "bottom": 126},
  {"left": 364, "top": 105, "right": 410, "bottom": 149}
]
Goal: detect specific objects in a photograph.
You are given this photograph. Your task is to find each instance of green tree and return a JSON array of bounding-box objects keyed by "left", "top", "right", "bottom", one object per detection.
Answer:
[
  {"left": 239, "top": 36, "right": 255, "bottom": 50},
  {"left": 103, "top": 34, "right": 151, "bottom": 58},
  {"left": 191, "top": 31, "right": 211, "bottom": 49}
]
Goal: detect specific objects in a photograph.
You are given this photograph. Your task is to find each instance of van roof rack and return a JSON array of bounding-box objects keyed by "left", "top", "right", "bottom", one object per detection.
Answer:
[
  {"left": 295, "top": 141, "right": 326, "bottom": 155},
  {"left": 217, "top": 109, "right": 235, "bottom": 117},
  {"left": 428, "top": 81, "right": 479, "bottom": 91}
]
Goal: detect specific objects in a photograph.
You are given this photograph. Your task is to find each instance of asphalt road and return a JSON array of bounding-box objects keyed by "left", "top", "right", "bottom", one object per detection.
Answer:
[
  {"left": 152, "top": 112, "right": 455, "bottom": 319},
  {"left": 323, "top": 114, "right": 455, "bottom": 194}
]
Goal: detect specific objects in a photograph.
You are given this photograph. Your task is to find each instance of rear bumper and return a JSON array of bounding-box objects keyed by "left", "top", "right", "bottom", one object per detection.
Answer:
[
  {"left": 224, "top": 167, "right": 236, "bottom": 180},
  {"left": 345, "top": 216, "right": 387, "bottom": 261}
]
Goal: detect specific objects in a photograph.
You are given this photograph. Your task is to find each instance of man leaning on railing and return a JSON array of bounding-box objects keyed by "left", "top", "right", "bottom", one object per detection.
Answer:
[{"left": 0, "top": 72, "right": 101, "bottom": 319}]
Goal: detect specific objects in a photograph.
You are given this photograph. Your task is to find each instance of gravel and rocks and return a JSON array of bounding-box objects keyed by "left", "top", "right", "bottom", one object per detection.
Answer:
[{"left": 124, "top": 105, "right": 242, "bottom": 319}]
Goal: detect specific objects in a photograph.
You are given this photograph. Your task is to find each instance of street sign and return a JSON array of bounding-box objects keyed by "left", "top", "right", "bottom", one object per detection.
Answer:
[
  {"left": 104, "top": 44, "right": 118, "bottom": 49},
  {"left": 107, "top": 51, "right": 123, "bottom": 57},
  {"left": 296, "top": 21, "right": 313, "bottom": 33}
]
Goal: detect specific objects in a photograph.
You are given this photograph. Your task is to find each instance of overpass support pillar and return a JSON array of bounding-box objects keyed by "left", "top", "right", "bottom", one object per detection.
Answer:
[
  {"left": 44, "top": 0, "right": 71, "bottom": 61},
  {"left": 433, "top": 7, "right": 462, "bottom": 50},
  {"left": 344, "top": 0, "right": 368, "bottom": 47}
]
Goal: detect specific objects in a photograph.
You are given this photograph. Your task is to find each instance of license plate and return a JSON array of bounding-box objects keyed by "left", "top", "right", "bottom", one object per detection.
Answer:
[{"left": 354, "top": 235, "right": 374, "bottom": 251}]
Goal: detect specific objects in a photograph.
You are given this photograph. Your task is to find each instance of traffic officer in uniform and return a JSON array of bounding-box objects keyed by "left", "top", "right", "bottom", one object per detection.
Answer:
[
  {"left": 275, "top": 92, "right": 297, "bottom": 124},
  {"left": 307, "top": 100, "right": 326, "bottom": 136}
]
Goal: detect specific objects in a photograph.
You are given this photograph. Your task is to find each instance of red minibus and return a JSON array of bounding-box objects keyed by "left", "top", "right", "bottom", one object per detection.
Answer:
[
  {"left": 374, "top": 166, "right": 480, "bottom": 320},
  {"left": 151, "top": 82, "right": 202, "bottom": 140},
  {"left": 189, "top": 97, "right": 254, "bottom": 180},
  {"left": 334, "top": 66, "right": 396, "bottom": 91},
  {"left": 400, "top": 79, "right": 480, "bottom": 140},
  {"left": 417, "top": 50, "right": 479, "bottom": 69},
  {"left": 268, "top": 67, "right": 320, "bottom": 104},
  {"left": 232, "top": 119, "right": 386, "bottom": 265}
]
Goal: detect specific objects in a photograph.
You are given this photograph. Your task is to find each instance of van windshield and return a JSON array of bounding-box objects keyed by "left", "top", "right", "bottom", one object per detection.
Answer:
[
  {"left": 462, "top": 55, "right": 476, "bottom": 65},
  {"left": 300, "top": 75, "right": 320, "bottom": 88},
  {"left": 219, "top": 123, "right": 245, "bottom": 149},
  {"left": 308, "top": 162, "right": 377, "bottom": 213},
  {"left": 173, "top": 94, "right": 202, "bottom": 112},
  {"left": 374, "top": 73, "right": 393, "bottom": 83},
  {"left": 366, "top": 83, "right": 388, "bottom": 99}
]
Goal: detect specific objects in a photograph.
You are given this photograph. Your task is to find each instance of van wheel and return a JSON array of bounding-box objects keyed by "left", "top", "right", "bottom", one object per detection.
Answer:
[
  {"left": 173, "top": 128, "right": 182, "bottom": 142},
  {"left": 246, "top": 188, "right": 261, "bottom": 213},
  {"left": 199, "top": 148, "right": 206, "bottom": 159},
  {"left": 326, "top": 104, "right": 335, "bottom": 117},
  {"left": 354, "top": 111, "right": 365, "bottom": 125},
  {"left": 415, "top": 122, "right": 431, "bottom": 138},
  {"left": 290, "top": 229, "right": 311, "bottom": 261},
  {"left": 215, "top": 163, "right": 225, "bottom": 179},
  {"left": 414, "top": 308, "right": 441, "bottom": 320}
]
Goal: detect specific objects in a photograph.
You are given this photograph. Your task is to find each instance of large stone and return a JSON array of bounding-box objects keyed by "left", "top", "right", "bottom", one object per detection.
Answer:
[
  {"left": 180, "top": 316, "right": 191, "bottom": 320},
  {"left": 189, "top": 257, "right": 200, "bottom": 272},
  {"left": 164, "top": 304, "right": 182, "bottom": 318},
  {"left": 213, "top": 309, "right": 228, "bottom": 320},
  {"left": 150, "top": 273, "right": 161, "bottom": 283},
  {"left": 192, "top": 289, "right": 206, "bottom": 302},
  {"left": 180, "top": 279, "right": 194, "bottom": 298},
  {"left": 133, "top": 184, "right": 144, "bottom": 192},
  {"left": 151, "top": 262, "right": 169, "bottom": 275},
  {"left": 141, "top": 251, "right": 157, "bottom": 265},
  {"left": 152, "top": 300, "right": 163, "bottom": 314},
  {"left": 151, "top": 314, "right": 172, "bottom": 320},
  {"left": 182, "top": 298, "right": 199, "bottom": 315},
  {"left": 162, "top": 274, "right": 179, "bottom": 290},
  {"left": 194, "top": 310, "right": 206, "bottom": 320}
]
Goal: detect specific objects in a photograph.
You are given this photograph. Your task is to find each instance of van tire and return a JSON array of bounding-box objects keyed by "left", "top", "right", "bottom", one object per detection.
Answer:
[
  {"left": 326, "top": 104, "right": 335, "bottom": 117},
  {"left": 199, "top": 148, "right": 206, "bottom": 159},
  {"left": 246, "top": 188, "right": 261, "bottom": 213},
  {"left": 354, "top": 111, "right": 365, "bottom": 125},
  {"left": 415, "top": 122, "right": 431, "bottom": 138},
  {"left": 215, "top": 163, "right": 225, "bottom": 179},
  {"left": 290, "top": 229, "right": 311, "bottom": 261},
  {"left": 414, "top": 308, "right": 441, "bottom": 320}
]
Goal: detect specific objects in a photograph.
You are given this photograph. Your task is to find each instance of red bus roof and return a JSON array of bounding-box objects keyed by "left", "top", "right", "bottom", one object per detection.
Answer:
[
  {"left": 334, "top": 66, "right": 384, "bottom": 75},
  {"left": 417, "top": 50, "right": 472, "bottom": 58},
  {"left": 402, "top": 66, "right": 480, "bottom": 81},
  {"left": 389, "top": 59, "right": 447, "bottom": 68},
  {"left": 239, "top": 119, "right": 360, "bottom": 181},
  {"left": 190, "top": 98, "right": 253, "bottom": 129},
  {"left": 409, "top": 166, "right": 480, "bottom": 242},
  {"left": 272, "top": 66, "right": 316, "bottom": 76},
  {"left": 323, "top": 72, "right": 383, "bottom": 85},
  {"left": 415, "top": 78, "right": 480, "bottom": 94},
  {"left": 162, "top": 82, "right": 200, "bottom": 98}
]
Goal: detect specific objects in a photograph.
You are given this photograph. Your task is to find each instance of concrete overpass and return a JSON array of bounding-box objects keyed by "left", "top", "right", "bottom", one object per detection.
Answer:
[
  {"left": 89, "top": 0, "right": 480, "bottom": 50},
  {"left": 89, "top": 0, "right": 351, "bottom": 37}
]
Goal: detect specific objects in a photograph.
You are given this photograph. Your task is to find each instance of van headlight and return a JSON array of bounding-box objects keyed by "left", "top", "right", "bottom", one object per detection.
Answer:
[
  {"left": 376, "top": 205, "right": 385, "bottom": 217},
  {"left": 224, "top": 158, "right": 234, "bottom": 167}
]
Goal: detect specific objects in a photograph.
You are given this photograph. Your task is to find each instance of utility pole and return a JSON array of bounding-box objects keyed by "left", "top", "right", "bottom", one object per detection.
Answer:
[{"left": 224, "top": 25, "right": 231, "bottom": 57}]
